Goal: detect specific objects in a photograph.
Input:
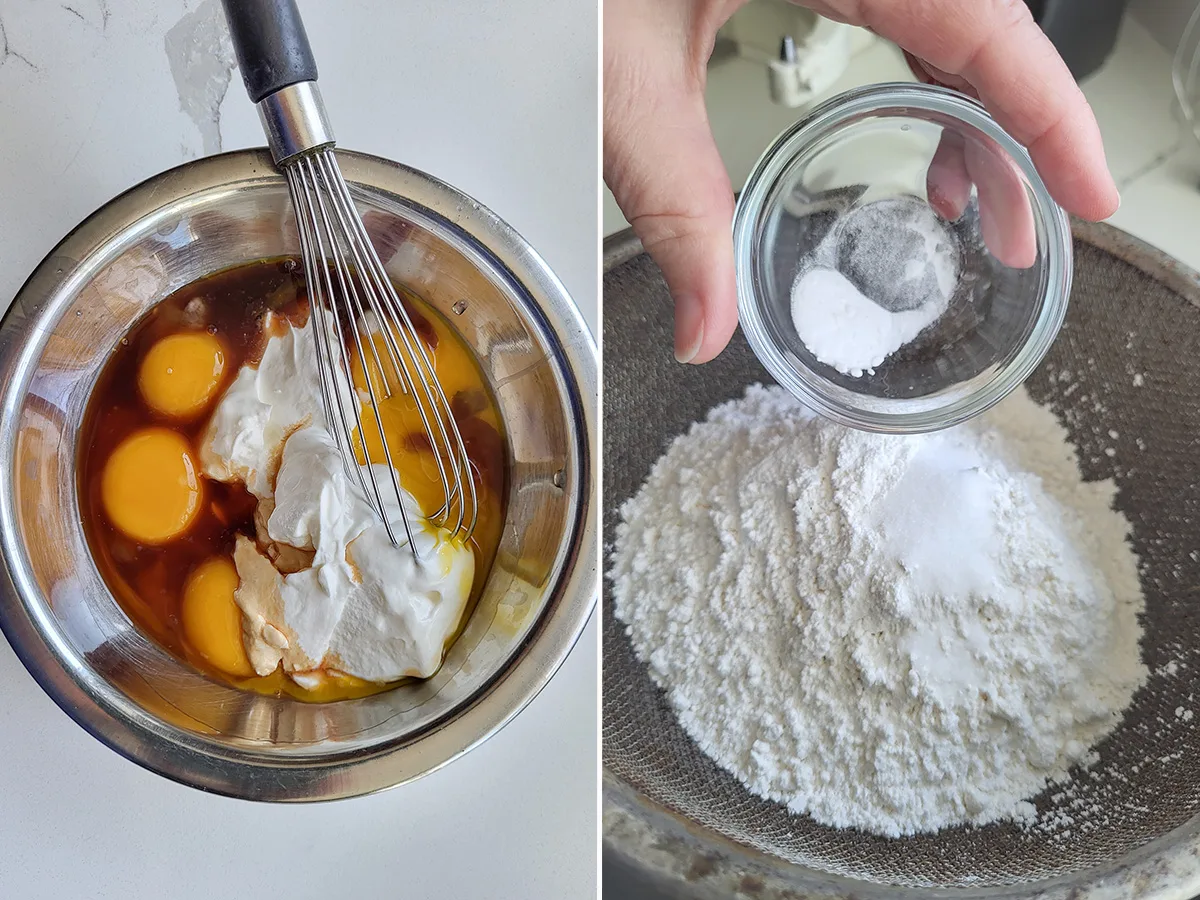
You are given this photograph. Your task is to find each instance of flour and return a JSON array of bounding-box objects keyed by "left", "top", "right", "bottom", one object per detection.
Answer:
[
  {"left": 791, "top": 199, "right": 958, "bottom": 377},
  {"left": 610, "top": 385, "right": 1145, "bottom": 837},
  {"left": 790, "top": 268, "right": 946, "bottom": 377}
]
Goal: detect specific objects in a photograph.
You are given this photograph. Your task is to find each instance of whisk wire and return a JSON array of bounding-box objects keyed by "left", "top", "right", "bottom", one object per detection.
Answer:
[
  {"left": 306, "top": 160, "right": 419, "bottom": 553},
  {"left": 304, "top": 155, "right": 432, "bottom": 543},
  {"left": 316, "top": 151, "right": 478, "bottom": 537},
  {"left": 284, "top": 148, "right": 477, "bottom": 552},
  {"left": 314, "top": 158, "right": 410, "bottom": 398},
  {"left": 288, "top": 157, "right": 414, "bottom": 551},
  {"left": 289, "top": 164, "right": 380, "bottom": 535}
]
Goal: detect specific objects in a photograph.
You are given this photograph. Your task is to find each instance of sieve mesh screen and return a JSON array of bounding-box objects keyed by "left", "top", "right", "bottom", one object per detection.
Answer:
[{"left": 602, "top": 230, "right": 1200, "bottom": 889}]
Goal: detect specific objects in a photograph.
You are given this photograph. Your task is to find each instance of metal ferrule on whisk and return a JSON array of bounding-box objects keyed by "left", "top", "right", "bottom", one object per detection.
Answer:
[{"left": 257, "top": 81, "right": 335, "bottom": 164}]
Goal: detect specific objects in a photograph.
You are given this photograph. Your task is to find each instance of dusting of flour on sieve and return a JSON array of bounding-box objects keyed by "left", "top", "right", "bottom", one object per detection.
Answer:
[{"left": 610, "top": 385, "right": 1146, "bottom": 837}]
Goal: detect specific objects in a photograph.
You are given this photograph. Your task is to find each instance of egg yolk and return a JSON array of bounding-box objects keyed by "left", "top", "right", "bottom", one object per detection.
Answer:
[
  {"left": 101, "top": 427, "right": 202, "bottom": 544},
  {"left": 138, "top": 331, "right": 225, "bottom": 418},
  {"left": 350, "top": 327, "right": 488, "bottom": 518},
  {"left": 181, "top": 556, "right": 254, "bottom": 678}
]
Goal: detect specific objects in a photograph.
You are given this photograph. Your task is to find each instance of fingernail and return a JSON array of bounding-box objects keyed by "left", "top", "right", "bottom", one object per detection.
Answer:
[{"left": 674, "top": 295, "right": 705, "bottom": 364}]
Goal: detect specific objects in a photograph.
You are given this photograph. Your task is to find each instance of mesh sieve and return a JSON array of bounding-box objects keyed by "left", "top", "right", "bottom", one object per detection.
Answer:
[{"left": 602, "top": 222, "right": 1200, "bottom": 896}]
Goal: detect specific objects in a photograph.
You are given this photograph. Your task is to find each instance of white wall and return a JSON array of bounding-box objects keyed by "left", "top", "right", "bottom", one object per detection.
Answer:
[{"left": 1130, "top": 0, "right": 1200, "bottom": 55}]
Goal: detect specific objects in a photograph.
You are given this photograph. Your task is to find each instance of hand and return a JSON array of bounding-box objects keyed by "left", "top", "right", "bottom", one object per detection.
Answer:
[{"left": 604, "top": 0, "right": 1120, "bottom": 364}]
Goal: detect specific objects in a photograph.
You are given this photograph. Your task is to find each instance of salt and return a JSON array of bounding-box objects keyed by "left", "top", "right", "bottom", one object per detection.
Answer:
[
  {"left": 791, "top": 199, "right": 958, "bottom": 377},
  {"left": 790, "top": 268, "right": 946, "bottom": 377}
]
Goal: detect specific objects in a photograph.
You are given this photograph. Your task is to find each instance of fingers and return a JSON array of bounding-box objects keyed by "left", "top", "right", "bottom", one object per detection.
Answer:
[
  {"left": 965, "top": 137, "right": 1037, "bottom": 269},
  {"left": 604, "top": 2, "right": 740, "bottom": 363},
  {"left": 926, "top": 129, "right": 972, "bottom": 221},
  {"left": 908, "top": 50, "right": 1037, "bottom": 267},
  {"left": 851, "top": 0, "right": 1120, "bottom": 220},
  {"left": 925, "top": 128, "right": 1037, "bottom": 269},
  {"left": 613, "top": 105, "right": 739, "bottom": 364}
]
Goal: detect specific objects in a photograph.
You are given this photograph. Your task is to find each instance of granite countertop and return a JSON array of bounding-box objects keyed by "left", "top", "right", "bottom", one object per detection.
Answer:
[{"left": 0, "top": 2, "right": 597, "bottom": 898}]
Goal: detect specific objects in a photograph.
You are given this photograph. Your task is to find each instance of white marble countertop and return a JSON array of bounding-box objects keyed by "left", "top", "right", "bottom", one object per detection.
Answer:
[{"left": 0, "top": 2, "right": 597, "bottom": 898}]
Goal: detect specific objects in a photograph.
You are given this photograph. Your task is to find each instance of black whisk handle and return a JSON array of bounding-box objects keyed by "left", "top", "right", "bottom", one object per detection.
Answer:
[{"left": 220, "top": 0, "right": 319, "bottom": 103}]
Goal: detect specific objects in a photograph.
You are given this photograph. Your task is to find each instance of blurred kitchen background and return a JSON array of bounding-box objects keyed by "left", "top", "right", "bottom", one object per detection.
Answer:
[{"left": 602, "top": 0, "right": 1200, "bottom": 275}]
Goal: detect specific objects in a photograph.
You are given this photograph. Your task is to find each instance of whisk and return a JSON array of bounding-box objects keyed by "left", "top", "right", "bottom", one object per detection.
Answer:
[{"left": 220, "top": 0, "right": 477, "bottom": 554}]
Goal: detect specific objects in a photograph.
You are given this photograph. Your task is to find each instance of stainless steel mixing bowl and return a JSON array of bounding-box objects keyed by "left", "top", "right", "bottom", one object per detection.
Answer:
[{"left": 0, "top": 149, "right": 596, "bottom": 800}]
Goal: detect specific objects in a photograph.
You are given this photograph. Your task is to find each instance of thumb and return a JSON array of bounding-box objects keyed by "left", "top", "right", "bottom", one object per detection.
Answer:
[{"left": 605, "top": 90, "right": 739, "bottom": 364}]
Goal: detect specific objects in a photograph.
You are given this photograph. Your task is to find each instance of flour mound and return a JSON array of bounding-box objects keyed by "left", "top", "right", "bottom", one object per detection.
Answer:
[{"left": 610, "top": 385, "right": 1145, "bottom": 837}]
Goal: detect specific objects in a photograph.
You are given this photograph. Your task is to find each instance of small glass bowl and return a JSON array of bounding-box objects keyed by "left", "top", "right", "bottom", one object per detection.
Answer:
[{"left": 733, "top": 83, "right": 1072, "bottom": 433}]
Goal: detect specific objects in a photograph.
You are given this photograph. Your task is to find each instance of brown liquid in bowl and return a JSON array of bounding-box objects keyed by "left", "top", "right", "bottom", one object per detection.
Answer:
[{"left": 78, "top": 258, "right": 506, "bottom": 702}]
